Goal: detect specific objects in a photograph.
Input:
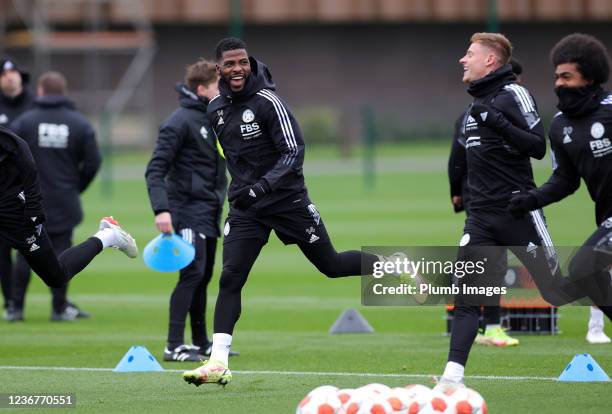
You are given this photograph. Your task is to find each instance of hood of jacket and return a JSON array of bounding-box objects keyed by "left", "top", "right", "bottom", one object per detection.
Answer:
[
  {"left": 218, "top": 56, "right": 276, "bottom": 101},
  {"left": 467, "top": 64, "right": 516, "bottom": 98},
  {"left": 176, "top": 83, "right": 208, "bottom": 111},
  {"left": 34, "top": 95, "right": 76, "bottom": 109}
]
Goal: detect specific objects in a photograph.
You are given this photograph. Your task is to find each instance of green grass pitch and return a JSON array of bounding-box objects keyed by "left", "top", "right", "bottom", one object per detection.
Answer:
[{"left": 1, "top": 143, "right": 610, "bottom": 413}]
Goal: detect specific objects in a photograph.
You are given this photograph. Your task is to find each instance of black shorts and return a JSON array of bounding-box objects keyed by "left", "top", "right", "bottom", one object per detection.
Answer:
[
  {"left": 0, "top": 219, "right": 67, "bottom": 287},
  {"left": 223, "top": 194, "right": 331, "bottom": 246},
  {"left": 455, "top": 206, "right": 569, "bottom": 306},
  {"left": 0, "top": 218, "right": 50, "bottom": 254}
]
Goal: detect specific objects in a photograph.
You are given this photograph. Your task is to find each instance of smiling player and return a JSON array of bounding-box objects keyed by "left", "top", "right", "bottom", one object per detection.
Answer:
[{"left": 182, "top": 37, "right": 383, "bottom": 386}]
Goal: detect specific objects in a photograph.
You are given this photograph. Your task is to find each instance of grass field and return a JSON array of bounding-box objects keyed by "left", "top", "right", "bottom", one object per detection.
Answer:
[{"left": 1, "top": 143, "right": 610, "bottom": 413}]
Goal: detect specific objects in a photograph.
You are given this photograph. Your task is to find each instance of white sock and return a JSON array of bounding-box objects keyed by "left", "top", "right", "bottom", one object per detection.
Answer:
[
  {"left": 442, "top": 361, "right": 465, "bottom": 383},
  {"left": 589, "top": 306, "right": 604, "bottom": 330},
  {"left": 210, "top": 333, "right": 232, "bottom": 366},
  {"left": 486, "top": 324, "right": 501, "bottom": 331},
  {"left": 93, "top": 228, "right": 116, "bottom": 249}
]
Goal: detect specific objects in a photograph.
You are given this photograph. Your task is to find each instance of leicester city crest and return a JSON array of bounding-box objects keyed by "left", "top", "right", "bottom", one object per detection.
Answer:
[
  {"left": 242, "top": 109, "right": 255, "bottom": 123},
  {"left": 591, "top": 122, "right": 605, "bottom": 139}
]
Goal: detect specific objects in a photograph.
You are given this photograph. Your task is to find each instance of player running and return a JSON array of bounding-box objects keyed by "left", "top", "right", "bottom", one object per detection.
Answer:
[
  {"left": 182, "top": 37, "right": 384, "bottom": 386},
  {"left": 0, "top": 125, "right": 137, "bottom": 294},
  {"left": 509, "top": 33, "right": 612, "bottom": 341},
  {"left": 447, "top": 58, "right": 525, "bottom": 348},
  {"left": 437, "top": 32, "right": 573, "bottom": 391}
]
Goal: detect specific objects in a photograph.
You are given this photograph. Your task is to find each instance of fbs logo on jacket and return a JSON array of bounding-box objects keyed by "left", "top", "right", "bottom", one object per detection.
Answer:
[
  {"left": 590, "top": 137, "right": 612, "bottom": 158},
  {"left": 240, "top": 108, "right": 261, "bottom": 140},
  {"left": 589, "top": 123, "right": 611, "bottom": 158},
  {"left": 38, "top": 123, "right": 69, "bottom": 148}
]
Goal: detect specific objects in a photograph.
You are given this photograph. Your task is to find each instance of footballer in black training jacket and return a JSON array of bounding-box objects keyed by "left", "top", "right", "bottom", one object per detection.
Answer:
[
  {"left": 437, "top": 32, "right": 573, "bottom": 392},
  {"left": 509, "top": 33, "right": 612, "bottom": 338},
  {"left": 182, "top": 37, "right": 385, "bottom": 387},
  {"left": 0, "top": 126, "right": 137, "bottom": 300}
]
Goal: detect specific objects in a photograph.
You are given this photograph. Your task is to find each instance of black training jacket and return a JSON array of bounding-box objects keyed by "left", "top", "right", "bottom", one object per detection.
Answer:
[
  {"left": 145, "top": 84, "right": 227, "bottom": 237},
  {"left": 0, "top": 126, "right": 44, "bottom": 227},
  {"left": 207, "top": 57, "right": 306, "bottom": 213},
  {"left": 531, "top": 90, "right": 612, "bottom": 225},
  {"left": 463, "top": 64, "right": 546, "bottom": 210},
  {"left": 0, "top": 89, "right": 34, "bottom": 128},
  {"left": 11, "top": 95, "right": 101, "bottom": 233},
  {"left": 448, "top": 110, "right": 469, "bottom": 206}
]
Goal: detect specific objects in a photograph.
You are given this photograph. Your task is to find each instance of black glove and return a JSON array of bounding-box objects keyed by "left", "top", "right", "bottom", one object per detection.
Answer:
[
  {"left": 470, "top": 103, "right": 508, "bottom": 130},
  {"left": 508, "top": 192, "right": 538, "bottom": 219},
  {"left": 231, "top": 181, "right": 269, "bottom": 211}
]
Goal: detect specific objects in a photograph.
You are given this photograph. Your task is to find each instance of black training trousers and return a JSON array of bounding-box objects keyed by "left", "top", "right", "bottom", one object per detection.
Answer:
[
  {"left": 567, "top": 217, "right": 612, "bottom": 319},
  {"left": 449, "top": 207, "right": 568, "bottom": 366},
  {"left": 167, "top": 229, "right": 217, "bottom": 349},
  {"left": 213, "top": 196, "right": 379, "bottom": 335},
  {"left": 213, "top": 238, "right": 377, "bottom": 335},
  {"left": 0, "top": 220, "right": 102, "bottom": 290},
  {"left": 0, "top": 240, "right": 12, "bottom": 310},
  {"left": 13, "top": 231, "right": 73, "bottom": 312}
]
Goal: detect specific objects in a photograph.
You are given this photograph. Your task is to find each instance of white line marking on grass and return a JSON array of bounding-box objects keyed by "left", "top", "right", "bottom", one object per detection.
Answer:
[
  {"left": 0, "top": 366, "right": 113, "bottom": 372},
  {"left": 0, "top": 365, "right": 558, "bottom": 381}
]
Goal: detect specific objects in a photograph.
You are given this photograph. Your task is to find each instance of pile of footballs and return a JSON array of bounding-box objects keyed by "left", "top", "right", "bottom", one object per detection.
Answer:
[{"left": 296, "top": 383, "right": 487, "bottom": 414}]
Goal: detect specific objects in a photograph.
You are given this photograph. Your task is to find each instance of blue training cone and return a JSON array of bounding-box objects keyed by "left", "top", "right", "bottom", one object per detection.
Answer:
[
  {"left": 558, "top": 353, "right": 610, "bottom": 382},
  {"left": 114, "top": 346, "right": 164, "bottom": 372},
  {"left": 143, "top": 233, "right": 195, "bottom": 272}
]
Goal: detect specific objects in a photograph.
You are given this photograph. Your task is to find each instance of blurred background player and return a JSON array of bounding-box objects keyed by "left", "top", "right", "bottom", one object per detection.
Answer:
[
  {"left": 8, "top": 71, "right": 101, "bottom": 322},
  {"left": 0, "top": 59, "right": 33, "bottom": 127},
  {"left": 0, "top": 126, "right": 137, "bottom": 297},
  {"left": 509, "top": 33, "right": 612, "bottom": 344},
  {"left": 182, "top": 37, "right": 384, "bottom": 387},
  {"left": 145, "top": 59, "right": 230, "bottom": 362},
  {"left": 447, "top": 58, "right": 524, "bottom": 348},
  {"left": 0, "top": 58, "right": 34, "bottom": 320}
]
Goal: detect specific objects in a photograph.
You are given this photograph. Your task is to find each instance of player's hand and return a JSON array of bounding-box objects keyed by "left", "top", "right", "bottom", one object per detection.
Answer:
[
  {"left": 451, "top": 196, "right": 464, "bottom": 213},
  {"left": 155, "top": 211, "right": 173, "bottom": 234},
  {"left": 508, "top": 192, "right": 538, "bottom": 219},
  {"left": 231, "top": 181, "right": 269, "bottom": 211},
  {"left": 470, "top": 103, "right": 507, "bottom": 129}
]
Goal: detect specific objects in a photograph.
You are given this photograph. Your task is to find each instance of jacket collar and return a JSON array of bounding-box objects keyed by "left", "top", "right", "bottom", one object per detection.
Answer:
[
  {"left": 1, "top": 88, "right": 33, "bottom": 107},
  {"left": 467, "top": 64, "right": 516, "bottom": 98},
  {"left": 34, "top": 95, "right": 75, "bottom": 109},
  {"left": 176, "top": 83, "right": 208, "bottom": 111}
]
